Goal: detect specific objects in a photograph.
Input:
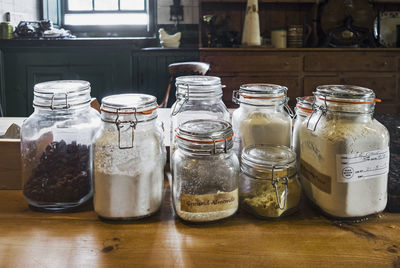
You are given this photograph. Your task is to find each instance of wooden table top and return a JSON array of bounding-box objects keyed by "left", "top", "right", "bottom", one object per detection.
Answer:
[{"left": 1, "top": 177, "right": 400, "bottom": 268}]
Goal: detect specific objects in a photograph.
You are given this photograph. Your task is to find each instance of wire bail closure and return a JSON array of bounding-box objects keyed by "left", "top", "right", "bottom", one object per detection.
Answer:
[
  {"left": 50, "top": 92, "right": 71, "bottom": 110},
  {"left": 171, "top": 83, "right": 190, "bottom": 116},
  {"left": 307, "top": 97, "right": 327, "bottom": 131},
  {"left": 271, "top": 165, "right": 288, "bottom": 210},
  {"left": 115, "top": 107, "right": 138, "bottom": 149}
]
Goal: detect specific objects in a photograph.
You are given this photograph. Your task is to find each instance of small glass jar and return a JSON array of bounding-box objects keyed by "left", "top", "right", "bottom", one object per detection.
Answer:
[
  {"left": 240, "top": 144, "right": 301, "bottom": 218},
  {"left": 21, "top": 80, "right": 101, "bottom": 211},
  {"left": 94, "top": 94, "right": 166, "bottom": 220},
  {"left": 170, "top": 76, "right": 230, "bottom": 166},
  {"left": 300, "top": 85, "right": 389, "bottom": 219},
  {"left": 292, "top": 96, "right": 314, "bottom": 162},
  {"left": 232, "top": 83, "right": 293, "bottom": 158},
  {"left": 172, "top": 119, "right": 239, "bottom": 222}
]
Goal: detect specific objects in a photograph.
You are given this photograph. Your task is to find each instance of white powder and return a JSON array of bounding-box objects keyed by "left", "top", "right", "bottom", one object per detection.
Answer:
[
  {"left": 94, "top": 123, "right": 166, "bottom": 219},
  {"left": 299, "top": 114, "right": 389, "bottom": 218},
  {"left": 233, "top": 111, "right": 291, "bottom": 156}
]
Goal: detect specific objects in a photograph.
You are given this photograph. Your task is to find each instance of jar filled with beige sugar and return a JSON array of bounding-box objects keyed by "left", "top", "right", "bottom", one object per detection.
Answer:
[
  {"left": 232, "top": 83, "right": 293, "bottom": 158},
  {"left": 240, "top": 144, "right": 301, "bottom": 218},
  {"left": 299, "top": 85, "right": 389, "bottom": 219}
]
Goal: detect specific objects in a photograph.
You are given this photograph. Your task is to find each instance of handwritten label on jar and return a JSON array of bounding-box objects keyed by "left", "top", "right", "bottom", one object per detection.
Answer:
[
  {"left": 180, "top": 189, "right": 238, "bottom": 213},
  {"left": 336, "top": 148, "right": 390, "bottom": 183},
  {"left": 300, "top": 160, "right": 331, "bottom": 194}
]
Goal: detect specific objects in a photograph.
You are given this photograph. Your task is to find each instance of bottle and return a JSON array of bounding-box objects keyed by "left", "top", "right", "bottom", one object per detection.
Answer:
[{"left": 1, "top": 12, "right": 14, "bottom": 39}]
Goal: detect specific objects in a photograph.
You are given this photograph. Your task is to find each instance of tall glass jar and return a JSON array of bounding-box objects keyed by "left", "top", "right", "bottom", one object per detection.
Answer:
[
  {"left": 94, "top": 94, "right": 166, "bottom": 220},
  {"left": 240, "top": 145, "right": 301, "bottom": 218},
  {"left": 232, "top": 83, "right": 293, "bottom": 158},
  {"left": 299, "top": 85, "right": 389, "bottom": 219},
  {"left": 172, "top": 119, "right": 239, "bottom": 222},
  {"left": 21, "top": 80, "right": 101, "bottom": 211},
  {"left": 292, "top": 96, "right": 314, "bottom": 162},
  {"left": 170, "top": 76, "right": 230, "bottom": 166}
]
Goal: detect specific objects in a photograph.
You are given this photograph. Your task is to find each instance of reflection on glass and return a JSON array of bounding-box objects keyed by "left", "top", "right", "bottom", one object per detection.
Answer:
[
  {"left": 95, "top": 0, "right": 118, "bottom": 10},
  {"left": 68, "top": 0, "right": 92, "bottom": 11},
  {"left": 121, "top": 0, "right": 145, "bottom": 10},
  {"left": 64, "top": 13, "right": 148, "bottom": 25}
]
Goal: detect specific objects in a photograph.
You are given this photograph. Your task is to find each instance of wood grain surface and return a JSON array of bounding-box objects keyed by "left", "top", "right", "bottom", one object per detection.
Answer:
[{"left": 1, "top": 178, "right": 400, "bottom": 268}]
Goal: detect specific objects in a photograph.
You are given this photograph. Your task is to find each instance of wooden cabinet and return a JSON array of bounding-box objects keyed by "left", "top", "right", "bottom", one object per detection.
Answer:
[
  {"left": 200, "top": 48, "right": 400, "bottom": 113},
  {"left": 0, "top": 46, "right": 198, "bottom": 116}
]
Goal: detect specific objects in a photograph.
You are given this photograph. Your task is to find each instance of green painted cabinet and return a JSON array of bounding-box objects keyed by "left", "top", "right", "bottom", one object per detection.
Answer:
[
  {"left": 3, "top": 47, "right": 132, "bottom": 116},
  {"left": 1, "top": 45, "right": 199, "bottom": 116}
]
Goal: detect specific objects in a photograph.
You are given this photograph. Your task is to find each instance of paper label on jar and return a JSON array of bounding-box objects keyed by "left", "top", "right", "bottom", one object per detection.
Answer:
[
  {"left": 336, "top": 148, "right": 390, "bottom": 183},
  {"left": 180, "top": 189, "right": 238, "bottom": 213},
  {"left": 300, "top": 159, "right": 331, "bottom": 194}
]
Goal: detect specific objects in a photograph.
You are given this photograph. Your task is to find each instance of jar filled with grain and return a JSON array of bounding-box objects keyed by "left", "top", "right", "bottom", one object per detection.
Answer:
[
  {"left": 299, "top": 85, "right": 389, "bottom": 218},
  {"left": 172, "top": 119, "right": 239, "bottom": 222},
  {"left": 21, "top": 80, "right": 101, "bottom": 211},
  {"left": 232, "top": 83, "right": 293, "bottom": 158},
  {"left": 240, "top": 144, "right": 301, "bottom": 218}
]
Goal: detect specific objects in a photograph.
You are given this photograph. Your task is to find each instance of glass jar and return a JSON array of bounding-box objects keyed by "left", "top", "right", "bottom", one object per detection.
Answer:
[
  {"left": 94, "top": 94, "right": 166, "bottom": 220},
  {"left": 172, "top": 119, "right": 239, "bottom": 222},
  {"left": 292, "top": 96, "right": 314, "bottom": 162},
  {"left": 240, "top": 144, "right": 301, "bottom": 218},
  {"left": 232, "top": 83, "right": 293, "bottom": 158},
  {"left": 375, "top": 114, "right": 400, "bottom": 212},
  {"left": 170, "top": 76, "right": 230, "bottom": 166},
  {"left": 21, "top": 80, "right": 101, "bottom": 211},
  {"left": 299, "top": 85, "right": 389, "bottom": 219}
]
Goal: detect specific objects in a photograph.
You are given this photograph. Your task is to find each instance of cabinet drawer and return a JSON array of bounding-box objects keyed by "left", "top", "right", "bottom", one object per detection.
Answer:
[
  {"left": 341, "top": 76, "right": 397, "bottom": 101},
  {"left": 203, "top": 53, "right": 301, "bottom": 73},
  {"left": 304, "top": 54, "right": 397, "bottom": 72}
]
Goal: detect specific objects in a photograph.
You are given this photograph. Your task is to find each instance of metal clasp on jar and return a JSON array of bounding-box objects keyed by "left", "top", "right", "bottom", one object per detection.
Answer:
[
  {"left": 171, "top": 83, "right": 190, "bottom": 116},
  {"left": 306, "top": 98, "right": 327, "bottom": 131},
  {"left": 115, "top": 108, "right": 138, "bottom": 149},
  {"left": 271, "top": 165, "right": 289, "bottom": 210}
]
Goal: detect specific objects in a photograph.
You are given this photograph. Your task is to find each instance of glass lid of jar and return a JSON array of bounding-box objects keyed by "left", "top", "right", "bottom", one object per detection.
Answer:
[
  {"left": 176, "top": 119, "right": 233, "bottom": 154},
  {"left": 175, "top": 75, "right": 223, "bottom": 97},
  {"left": 315, "top": 85, "right": 376, "bottom": 102},
  {"left": 241, "top": 144, "right": 296, "bottom": 178},
  {"left": 239, "top": 83, "right": 287, "bottom": 96},
  {"left": 100, "top": 93, "right": 158, "bottom": 123},
  {"left": 33, "top": 80, "right": 91, "bottom": 109},
  {"left": 176, "top": 75, "right": 221, "bottom": 87},
  {"left": 232, "top": 83, "right": 289, "bottom": 106}
]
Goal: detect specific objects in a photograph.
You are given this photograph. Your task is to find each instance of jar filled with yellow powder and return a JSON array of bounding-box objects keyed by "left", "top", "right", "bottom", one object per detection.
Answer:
[{"left": 240, "top": 144, "right": 301, "bottom": 218}]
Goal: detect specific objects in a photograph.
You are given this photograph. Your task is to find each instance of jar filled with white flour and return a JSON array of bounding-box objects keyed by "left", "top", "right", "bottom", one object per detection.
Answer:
[
  {"left": 172, "top": 119, "right": 239, "bottom": 222},
  {"left": 299, "top": 85, "right": 389, "bottom": 219},
  {"left": 94, "top": 94, "right": 166, "bottom": 220},
  {"left": 170, "top": 76, "right": 230, "bottom": 167},
  {"left": 232, "top": 83, "right": 293, "bottom": 158},
  {"left": 292, "top": 96, "right": 314, "bottom": 163}
]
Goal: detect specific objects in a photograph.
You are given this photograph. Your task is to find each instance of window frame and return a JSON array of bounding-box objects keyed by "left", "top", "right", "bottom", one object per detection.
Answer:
[{"left": 43, "top": 0, "right": 157, "bottom": 38}]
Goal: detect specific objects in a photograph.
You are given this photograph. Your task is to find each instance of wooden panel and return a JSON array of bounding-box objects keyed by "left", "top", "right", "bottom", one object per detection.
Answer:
[
  {"left": 219, "top": 75, "right": 300, "bottom": 107},
  {"left": 0, "top": 139, "right": 21, "bottom": 190},
  {"left": 304, "top": 54, "right": 397, "bottom": 72},
  {"left": 303, "top": 76, "right": 341, "bottom": 96},
  {"left": 203, "top": 53, "right": 301, "bottom": 73}
]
